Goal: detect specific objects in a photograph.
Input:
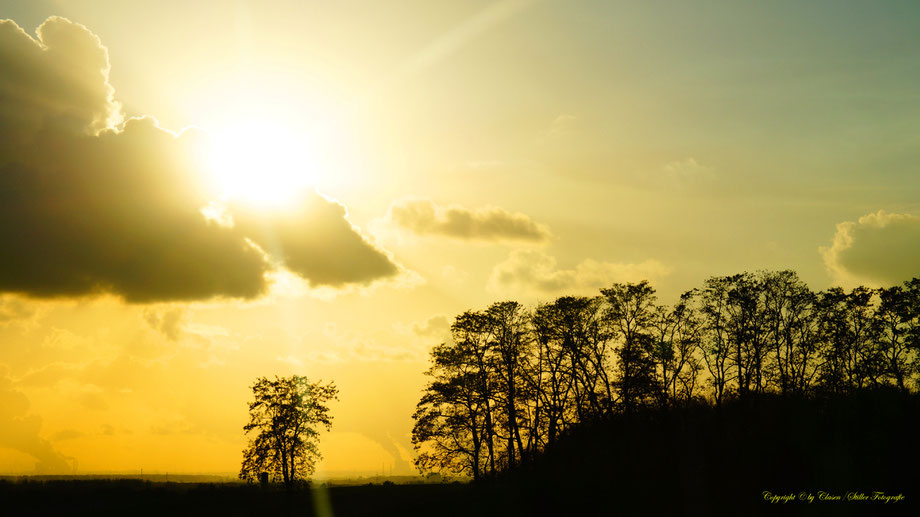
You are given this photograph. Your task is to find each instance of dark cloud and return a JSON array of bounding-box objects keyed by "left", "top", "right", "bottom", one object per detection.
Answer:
[
  {"left": 0, "top": 16, "right": 121, "bottom": 146},
  {"left": 821, "top": 210, "right": 920, "bottom": 287},
  {"left": 388, "top": 198, "right": 551, "bottom": 243},
  {"left": 0, "top": 116, "right": 270, "bottom": 302},
  {"left": 0, "top": 17, "right": 398, "bottom": 302},
  {"left": 233, "top": 191, "right": 400, "bottom": 287}
]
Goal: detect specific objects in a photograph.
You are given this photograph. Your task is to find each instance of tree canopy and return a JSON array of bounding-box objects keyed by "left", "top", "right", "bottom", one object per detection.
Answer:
[{"left": 240, "top": 375, "right": 338, "bottom": 488}]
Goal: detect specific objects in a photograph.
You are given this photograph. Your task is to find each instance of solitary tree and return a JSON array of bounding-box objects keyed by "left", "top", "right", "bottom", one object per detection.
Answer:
[{"left": 240, "top": 375, "right": 338, "bottom": 489}]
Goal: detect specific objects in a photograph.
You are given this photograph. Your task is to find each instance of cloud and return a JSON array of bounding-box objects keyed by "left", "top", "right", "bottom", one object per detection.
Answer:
[
  {"left": 0, "top": 16, "right": 122, "bottom": 144},
  {"left": 439, "top": 265, "right": 470, "bottom": 284},
  {"left": 0, "top": 296, "right": 37, "bottom": 324},
  {"left": 821, "top": 210, "right": 920, "bottom": 287},
  {"left": 638, "top": 158, "right": 716, "bottom": 189},
  {"left": 51, "top": 429, "right": 84, "bottom": 441},
  {"left": 489, "top": 249, "right": 672, "bottom": 297},
  {"left": 0, "top": 372, "right": 71, "bottom": 472},
  {"left": 388, "top": 199, "right": 551, "bottom": 243},
  {"left": 659, "top": 158, "right": 715, "bottom": 182},
  {"left": 322, "top": 323, "right": 424, "bottom": 363},
  {"left": 276, "top": 354, "right": 305, "bottom": 368},
  {"left": 0, "top": 17, "right": 399, "bottom": 302},
  {"left": 232, "top": 192, "right": 400, "bottom": 287},
  {"left": 542, "top": 114, "right": 578, "bottom": 140},
  {"left": 143, "top": 308, "right": 186, "bottom": 342},
  {"left": 392, "top": 314, "right": 453, "bottom": 345},
  {"left": 409, "top": 315, "right": 451, "bottom": 338},
  {"left": 150, "top": 417, "right": 198, "bottom": 436}
]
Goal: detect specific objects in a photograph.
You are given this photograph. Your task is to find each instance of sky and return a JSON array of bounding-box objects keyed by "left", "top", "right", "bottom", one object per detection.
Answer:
[{"left": 1, "top": 0, "right": 919, "bottom": 476}]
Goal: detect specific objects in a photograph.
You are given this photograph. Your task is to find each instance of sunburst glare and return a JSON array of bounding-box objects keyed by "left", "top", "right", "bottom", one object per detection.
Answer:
[{"left": 207, "top": 119, "right": 315, "bottom": 205}]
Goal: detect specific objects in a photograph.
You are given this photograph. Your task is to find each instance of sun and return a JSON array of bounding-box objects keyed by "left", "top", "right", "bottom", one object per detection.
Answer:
[{"left": 207, "top": 119, "right": 315, "bottom": 205}]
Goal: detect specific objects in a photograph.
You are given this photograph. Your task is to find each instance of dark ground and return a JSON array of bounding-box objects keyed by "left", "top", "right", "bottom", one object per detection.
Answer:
[
  {"left": 0, "top": 476, "right": 914, "bottom": 517},
  {"left": 2, "top": 390, "right": 917, "bottom": 516}
]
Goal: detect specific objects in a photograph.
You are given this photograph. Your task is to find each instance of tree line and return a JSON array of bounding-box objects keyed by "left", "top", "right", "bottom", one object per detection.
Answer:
[{"left": 411, "top": 270, "right": 920, "bottom": 479}]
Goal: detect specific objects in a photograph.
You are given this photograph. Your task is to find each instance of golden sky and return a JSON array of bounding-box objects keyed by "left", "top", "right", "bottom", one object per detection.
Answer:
[{"left": 1, "top": 0, "right": 919, "bottom": 475}]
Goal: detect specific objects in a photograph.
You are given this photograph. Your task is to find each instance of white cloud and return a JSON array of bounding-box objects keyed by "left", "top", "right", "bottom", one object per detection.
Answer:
[
  {"left": 821, "top": 210, "right": 920, "bottom": 287},
  {"left": 645, "top": 158, "right": 716, "bottom": 188},
  {"left": 542, "top": 114, "right": 578, "bottom": 139}
]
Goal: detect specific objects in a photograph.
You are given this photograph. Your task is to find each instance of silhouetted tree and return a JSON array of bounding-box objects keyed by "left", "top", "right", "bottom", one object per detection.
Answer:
[
  {"left": 412, "top": 271, "right": 920, "bottom": 479},
  {"left": 485, "top": 301, "right": 532, "bottom": 468},
  {"left": 602, "top": 281, "right": 659, "bottom": 412},
  {"left": 413, "top": 341, "right": 486, "bottom": 479},
  {"left": 240, "top": 376, "right": 337, "bottom": 489},
  {"left": 904, "top": 278, "right": 920, "bottom": 387},
  {"left": 530, "top": 298, "right": 583, "bottom": 447},
  {"left": 815, "top": 287, "right": 852, "bottom": 394},
  {"left": 413, "top": 311, "right": 502, "bottom": 479},
  {"left": 650, "top": 291, "right": 703, "bottom": 405},
  {"left": 697, "top": 281, "right": 733, "bottom": 406},
  {"left": 724, "top": 273, "right": 769, "bottom": 397},
  {"left": 762, "top": 270, "right": 818, "bottom": 396},
  {"left": 874, "top": 285, "right": 917, "bottom": 392},
  {"left": 821, "top": 287, "right": 879, "bottom": 391}
]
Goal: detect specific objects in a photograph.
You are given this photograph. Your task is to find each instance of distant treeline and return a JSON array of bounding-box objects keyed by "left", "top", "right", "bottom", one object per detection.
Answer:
[{"left": 411, "top": 271, "right": 920, "bottom": 479}]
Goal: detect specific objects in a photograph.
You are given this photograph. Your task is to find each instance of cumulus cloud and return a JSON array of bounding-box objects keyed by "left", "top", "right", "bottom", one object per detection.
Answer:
[
  {"left": 489, "top": 249, "right": 672, "bottom": 297},
  {"left": 232, "top": 192, "right": 399, "bottom": 287},
  {"left": 0, "top": 17, "right": 398, "bottom": 302},
  {"left": 388, "top": 199, "right": 551, "bottom": 243},
  {"left": 0, "top": 16, "right": 122, "bottom": 144},
  {"left": 821, "top": 210, "right": 920, "bottom": 287}
]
